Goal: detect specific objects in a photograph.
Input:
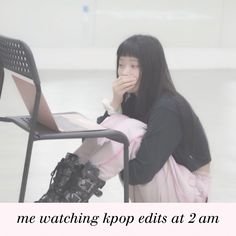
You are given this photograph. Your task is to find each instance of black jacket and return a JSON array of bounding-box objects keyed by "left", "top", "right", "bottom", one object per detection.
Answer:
[{"left": 97, "top": 93, "right": 211, "bottom": 185}]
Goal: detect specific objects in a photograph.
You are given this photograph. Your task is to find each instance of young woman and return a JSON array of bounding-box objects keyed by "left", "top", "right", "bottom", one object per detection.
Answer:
[{"left": 37, "top": 35, "right": 211, "bottom": 203}]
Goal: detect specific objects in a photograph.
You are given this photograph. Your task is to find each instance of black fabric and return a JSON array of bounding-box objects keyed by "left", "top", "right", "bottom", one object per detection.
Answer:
[
  {"left": 122, "top": 93, "right": 137, "bottom": 119},
  {"left": 98, "top": 93, "right": 211, "bottom": 185},
  {"left": 97, "top": 111, "right": 109, "bottom": 124},
  {"left": 123, "top": 105, "right": 182, "bottom": 185}
]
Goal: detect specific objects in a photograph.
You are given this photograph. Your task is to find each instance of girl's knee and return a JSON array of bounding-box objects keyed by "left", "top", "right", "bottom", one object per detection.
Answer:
[
  {"left": 101, "top": 115, "right": 146, "bottom": 139},
  {"left": 115, "top": 118, "right": 146, "bottom": 139}
]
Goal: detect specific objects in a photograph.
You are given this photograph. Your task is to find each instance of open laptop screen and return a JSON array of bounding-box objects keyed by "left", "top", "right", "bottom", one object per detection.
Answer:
[{"left": 12, "top": 74, "right": 59, "bottom": 131}]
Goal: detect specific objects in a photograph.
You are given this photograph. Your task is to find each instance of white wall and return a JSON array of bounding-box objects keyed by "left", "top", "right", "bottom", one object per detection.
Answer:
[
  {"left": 1, "top": 0, "right": 236, "bottom": 48},
  {"left": 1, "top": 0, "right": 236, "bottom": 69}
]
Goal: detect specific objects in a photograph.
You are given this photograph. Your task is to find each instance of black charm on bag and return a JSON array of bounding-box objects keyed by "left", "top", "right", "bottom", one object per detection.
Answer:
[
  {"left": 63, "top": 162, "right": 105, "bottom": 202},
  {"left": 36, "top": 153, "right": 105, "bottom": 203}
]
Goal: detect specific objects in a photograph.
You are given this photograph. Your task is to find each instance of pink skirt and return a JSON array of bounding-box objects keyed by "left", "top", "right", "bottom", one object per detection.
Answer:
[
  {"left": 74, "top": 114, "right": 210, "bottom": 202},
  {"left": 129, "top": 156, "right": 210, "bottom": 202}
]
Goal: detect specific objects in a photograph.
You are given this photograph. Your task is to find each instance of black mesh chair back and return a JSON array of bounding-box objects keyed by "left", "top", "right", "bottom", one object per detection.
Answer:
[
  {"left": 0, "top": 35, "right": 42, "bottom": 129},
  {"left": 0, "top": 35, "right": 40, "bottom": 83}
]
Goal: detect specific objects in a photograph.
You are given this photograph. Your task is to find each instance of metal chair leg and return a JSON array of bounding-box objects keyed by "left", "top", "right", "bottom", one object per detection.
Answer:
[
  {"left": 18, "top": 132, "right": 35, "bottom": 202},
  {"left": 123, "top": 143, "right": 129, "bottom": 203}
]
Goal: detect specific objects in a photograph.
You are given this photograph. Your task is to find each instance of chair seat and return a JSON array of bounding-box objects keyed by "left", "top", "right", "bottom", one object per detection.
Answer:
[{"left": 2, "top": 115, "right": 129, "bottom": 143}]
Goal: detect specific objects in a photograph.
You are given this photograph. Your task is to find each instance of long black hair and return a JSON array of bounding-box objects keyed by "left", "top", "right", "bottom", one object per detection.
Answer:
[{"left": 116, "top": 35, "right": 197, "bottom": 155}]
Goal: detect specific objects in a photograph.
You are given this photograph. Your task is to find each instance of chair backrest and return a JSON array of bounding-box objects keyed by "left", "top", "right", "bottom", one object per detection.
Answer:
[
  {"left": 0, "top": 35, "right": 41, "bottom": 97},
  {"left": 0, "top": 35, "right": 41, "bottom": 126},
  {"left": 0, "top": 35, "right": 40, "bottom": 81}
]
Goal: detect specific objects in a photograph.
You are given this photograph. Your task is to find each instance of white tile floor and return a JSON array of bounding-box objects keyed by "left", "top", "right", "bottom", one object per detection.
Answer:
[{"left": 0, "top": 69, "right": 236, "bottom": 202}]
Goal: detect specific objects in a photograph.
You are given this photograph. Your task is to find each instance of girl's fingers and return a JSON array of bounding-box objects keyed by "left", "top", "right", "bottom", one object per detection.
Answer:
[
  {"left": 112, "top": 76, "right": 138, "bottom": 100},
  {"left": 120, "top": 82, "right": 137, "bottom": 92},
  {"left": 113, "top": 81, "right": 136, "bottom": 93},
  {"left": 119, "top": 80, "right": 137, "bottom": 90},
  {"left": 121, "top": 85, "right": 136, "bottom": 94},
  {"left": 117, "top": 76, "right": 137, "bottom": 85}
]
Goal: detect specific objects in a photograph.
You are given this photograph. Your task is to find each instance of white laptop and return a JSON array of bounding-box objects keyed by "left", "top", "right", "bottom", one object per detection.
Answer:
[{"left": 12, "top": 74, "right": 105, "bottom": 132}]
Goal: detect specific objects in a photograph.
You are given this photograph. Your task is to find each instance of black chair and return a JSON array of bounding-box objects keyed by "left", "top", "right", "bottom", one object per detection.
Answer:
[{"left": 0, "top": 35, "right": 130, "bottom": 203}]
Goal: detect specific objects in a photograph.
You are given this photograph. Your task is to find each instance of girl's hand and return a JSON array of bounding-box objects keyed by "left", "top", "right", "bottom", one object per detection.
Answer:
[{"left": 111, "top": 75, "right": 138, "bottom": 110}]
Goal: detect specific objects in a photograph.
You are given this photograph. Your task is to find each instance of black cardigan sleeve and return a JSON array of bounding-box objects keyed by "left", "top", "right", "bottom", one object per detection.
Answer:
[
  {"left": 97, "top": 111, "right": 109, "bottom": 124},
  {"left": 120, "top": 105, "right": 183, "bottom": 185}
]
